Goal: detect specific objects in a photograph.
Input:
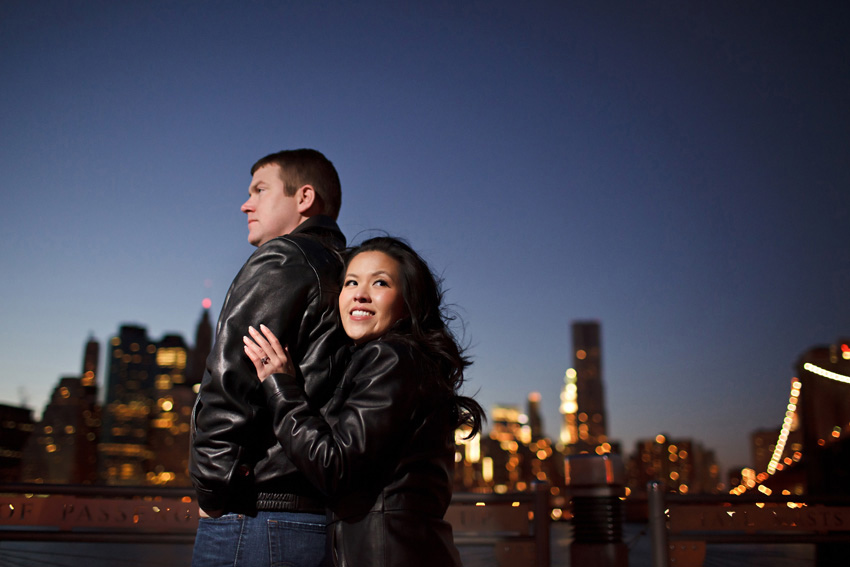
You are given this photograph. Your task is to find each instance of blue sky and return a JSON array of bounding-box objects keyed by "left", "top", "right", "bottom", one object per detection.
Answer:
[{"left": 1, "top": 1, "right": 848, "bottom": 471}]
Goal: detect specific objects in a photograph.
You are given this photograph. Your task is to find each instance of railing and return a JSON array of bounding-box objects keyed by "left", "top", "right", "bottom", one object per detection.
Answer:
[
  {"left": 647, "top": 481, "right": 850, "bottom": 567},
  {"left": 0, "top": 483, "right": 550, "bottom": 566}
]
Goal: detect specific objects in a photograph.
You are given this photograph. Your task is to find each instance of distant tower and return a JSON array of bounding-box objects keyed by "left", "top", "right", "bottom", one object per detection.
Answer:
[
  {"left": 98, "top": 325, "right": 157, "bottom": 485},
  {"left": 82, "top": 334, "right": 99, "bottom": 387},
  {"left": 561, "top": 321, "right": 609, "bottom": 454},
  {"left": 527, "top": 392, "right": 544, "bottom": 441},
  {"left": 77, "top": 335, "right": 101, "bottom": 482},
  {"left": 186, "top": 302, "right": 213, "bottom": 389}
]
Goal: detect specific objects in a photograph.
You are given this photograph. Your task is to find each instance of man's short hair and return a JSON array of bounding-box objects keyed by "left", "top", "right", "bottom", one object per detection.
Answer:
[{"left": 251, "top": 149, "right": 342, "bottom": 220}]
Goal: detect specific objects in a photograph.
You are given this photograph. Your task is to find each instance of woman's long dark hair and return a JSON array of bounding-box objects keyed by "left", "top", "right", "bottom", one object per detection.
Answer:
[{"left": 344, "top": 237, "right": 485, "bottom": 437}]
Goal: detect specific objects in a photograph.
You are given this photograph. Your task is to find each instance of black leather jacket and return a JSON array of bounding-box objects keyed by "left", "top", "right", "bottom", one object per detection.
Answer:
[
  {"left": 261, "top": 338, "right": 462, "bottom": 566},
  {"left": 190, "top": 216, "right": 346, "bottom": 514}
]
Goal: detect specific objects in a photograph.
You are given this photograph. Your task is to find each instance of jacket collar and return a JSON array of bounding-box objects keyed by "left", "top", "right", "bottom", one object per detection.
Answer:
[{"left": 292, "top": 215, "right": 346, "bottom": 247}]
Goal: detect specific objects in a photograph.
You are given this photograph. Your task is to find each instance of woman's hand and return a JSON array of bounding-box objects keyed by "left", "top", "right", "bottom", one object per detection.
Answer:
[{"left": 243, "top": 324, "right": 296, "bottom": 381}]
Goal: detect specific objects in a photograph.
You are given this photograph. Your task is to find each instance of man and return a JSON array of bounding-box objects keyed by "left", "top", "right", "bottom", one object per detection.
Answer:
[{"left": 190, "top": 149, "right": 346, "bottom": 567}]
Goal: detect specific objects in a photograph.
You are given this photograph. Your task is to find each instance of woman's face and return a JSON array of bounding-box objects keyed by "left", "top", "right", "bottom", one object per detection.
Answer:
[{"left": 339, "top": 251, "right": 406, "bottom": 344}]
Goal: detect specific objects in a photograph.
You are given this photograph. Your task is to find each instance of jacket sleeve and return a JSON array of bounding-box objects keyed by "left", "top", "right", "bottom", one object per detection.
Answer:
[
  {"left": 260, "top": 341, "right": 420, "bottom": 498},
  {"left": 190, "top": 242, "right": 319, "bottom": 512}
]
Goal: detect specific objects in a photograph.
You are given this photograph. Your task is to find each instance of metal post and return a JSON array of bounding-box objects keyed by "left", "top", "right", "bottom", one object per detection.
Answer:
[
  {"left": 565, "top": 453, "right": 628, "bottom": 567},
  {"left": 647, "top": 481, "right": 669, "bottom": 567}
]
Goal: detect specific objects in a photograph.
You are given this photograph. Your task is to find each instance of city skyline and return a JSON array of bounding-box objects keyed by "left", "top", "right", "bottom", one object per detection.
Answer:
[
  {"left": 15, "top": 315, "right": 727, "bottom": 496},
  {"left": 2, "top": 3, "right": 848, "bottom": 471},
  {"left": 12, "top": 310, "right": 837, "bottom": 477}
]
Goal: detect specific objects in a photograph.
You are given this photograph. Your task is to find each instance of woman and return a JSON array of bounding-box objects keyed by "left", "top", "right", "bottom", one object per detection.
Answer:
[{"left": 243, "top": 236, "right": 484, "bottom": 567}]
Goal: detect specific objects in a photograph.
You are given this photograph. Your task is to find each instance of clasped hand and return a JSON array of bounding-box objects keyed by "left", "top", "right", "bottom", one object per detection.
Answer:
[{"left": 243, "top": 324, "right": 296, "bottom": 381}]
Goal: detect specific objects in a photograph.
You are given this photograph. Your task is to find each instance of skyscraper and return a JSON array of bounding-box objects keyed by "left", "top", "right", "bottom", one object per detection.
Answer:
[
  {"left": 186, "top": 303, "right": 213, "bottom": 389},
  {"left": 527, "top": 392, "right": 544, "bottom": 442},
  {"left": 98, "top": 325, "right": 157, "bottom": 485},
  {"left": 82, "top": 334, "right": 99, "bottom": 387},
  {"left": 148, "top": 334, "right": 191, "bottom": 485},
  {"left": 561, "top": 321, "right": 610, "bottom": 454}
]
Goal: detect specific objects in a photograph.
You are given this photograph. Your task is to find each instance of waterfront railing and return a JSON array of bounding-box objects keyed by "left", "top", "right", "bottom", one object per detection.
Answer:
[{"left": 0, "top": 483, "right": 550, "bottom": 566}]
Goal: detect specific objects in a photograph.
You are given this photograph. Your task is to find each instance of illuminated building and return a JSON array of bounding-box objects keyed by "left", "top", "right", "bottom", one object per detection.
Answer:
[
  {"left": 97, "top": 312, "right": 213, "bottom": 486},
  {"left": 453, "top": 426, "right": 487, "bottom": 492},
  {"left": 561, "top": 321, "right": 610, "bottom": 455},
  {"left": 148, "top": 334, "right": 191, "bottom": 485},
  {"left": 483, "top": 405, "right": 531, "bottom": 493},
  {"left": 0, "top": 403, "right": 34, "bottom": 482},
  {"left": 452, "top": 402, "right": 567, "bottom": 496},
  {"left": 559, "top": 368, "right": 577, "bottom": 446},
  {"left": 491, "top": 405, "right": 528, "bottom": 444},
  {"left": 22, "top": 336, "right": 101, "bottom": 484},
  {"left": 626, "top": 434, "right": 721, "bottom": 495},
  {"left": 148, "top": 304, "right": 212, "bottom": 485},
  {"left": 98, "top": 325, "right": 158, "bottom": 485}
]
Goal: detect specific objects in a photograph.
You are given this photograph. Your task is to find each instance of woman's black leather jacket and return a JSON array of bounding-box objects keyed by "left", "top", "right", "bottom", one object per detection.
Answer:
[{"left": 261, "top": 337, "right": 462, "bottom": 566}]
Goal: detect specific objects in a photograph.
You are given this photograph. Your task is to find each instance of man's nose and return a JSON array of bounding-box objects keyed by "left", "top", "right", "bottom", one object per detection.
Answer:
[{"left": 241, "top": 199, "right": 252, "bottom": 213}]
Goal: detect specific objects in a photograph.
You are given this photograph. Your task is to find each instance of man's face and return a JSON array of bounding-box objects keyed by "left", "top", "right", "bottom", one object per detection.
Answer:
[{"left": 241, "top": 164, "right": 300, "bottom": 247}]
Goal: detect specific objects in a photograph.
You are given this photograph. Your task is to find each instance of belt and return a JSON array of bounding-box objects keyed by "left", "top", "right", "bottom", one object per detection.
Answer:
[{"left": 256, "top": 491, "right": 326, "bottom": 514}]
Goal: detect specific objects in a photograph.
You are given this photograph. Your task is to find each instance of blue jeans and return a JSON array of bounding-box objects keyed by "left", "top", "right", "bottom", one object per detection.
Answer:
[{"left": 192, "top": 511, "right": 330, "bottom": 567}]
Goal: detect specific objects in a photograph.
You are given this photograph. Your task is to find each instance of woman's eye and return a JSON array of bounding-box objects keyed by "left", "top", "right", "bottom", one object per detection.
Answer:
[
  {"left": 374, "top": 279, "right": 388, "bottom": 287},
  {"left": 344, "top": 279, "right": 357, "bottom": 287}
]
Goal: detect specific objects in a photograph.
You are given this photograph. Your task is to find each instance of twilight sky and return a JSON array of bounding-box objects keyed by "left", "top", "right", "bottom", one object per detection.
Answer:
[{"left": 1, "top": 1, "right": 848, "bottom": 472}]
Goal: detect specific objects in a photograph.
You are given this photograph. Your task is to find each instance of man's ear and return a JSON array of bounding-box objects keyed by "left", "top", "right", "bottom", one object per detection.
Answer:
[{"left": 295, "top": 184, "right": 316, "bottom": 214}]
